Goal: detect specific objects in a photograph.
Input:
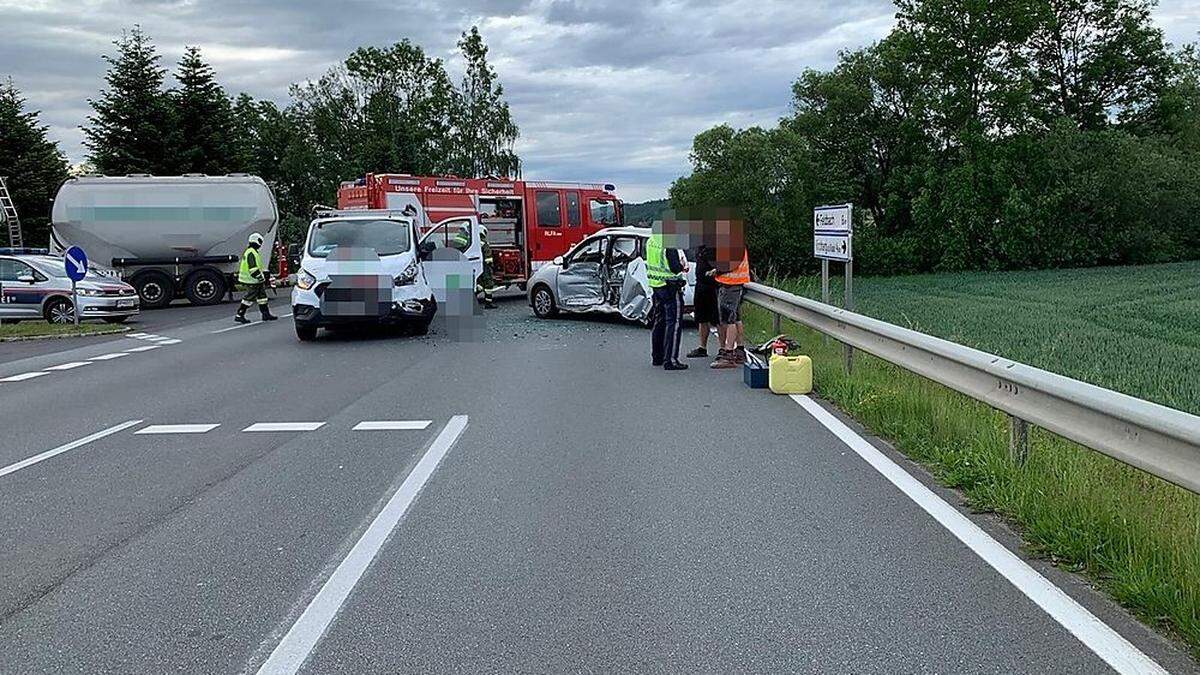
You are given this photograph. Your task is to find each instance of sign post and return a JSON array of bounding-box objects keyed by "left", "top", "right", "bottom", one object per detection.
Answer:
[
  {"left": 813, "top": 204, "right": 854, "bottom": 372},
  {"left": 64, "top": 246, "right": 88, "bottom": 327}
]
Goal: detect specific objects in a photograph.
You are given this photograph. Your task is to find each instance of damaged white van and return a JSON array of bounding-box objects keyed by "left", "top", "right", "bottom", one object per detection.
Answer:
[
  {"left": 527, "top": 226, "right": 694, "bottom": 323},
  {"left": 291, "top": 210, "right": 436, "bottom": 341}
]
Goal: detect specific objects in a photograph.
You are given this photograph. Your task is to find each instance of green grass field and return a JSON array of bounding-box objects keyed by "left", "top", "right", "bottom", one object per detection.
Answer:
[{"left": 744, "top": 260, "right": 1200, "bottom": 656}]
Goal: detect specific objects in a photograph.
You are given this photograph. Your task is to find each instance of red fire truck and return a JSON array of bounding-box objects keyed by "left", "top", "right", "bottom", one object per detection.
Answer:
[{"left": 337, "top": 174, "right": 625, "bottom": 287}]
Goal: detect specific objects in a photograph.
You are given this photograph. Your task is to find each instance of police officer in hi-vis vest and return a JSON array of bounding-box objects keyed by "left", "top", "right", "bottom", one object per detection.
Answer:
[
  {"left": 646, "top": 224, "right": 689, "bottom": 371},
  {"left": 234, "top": 232, "right": 278, "bottom": 324}
]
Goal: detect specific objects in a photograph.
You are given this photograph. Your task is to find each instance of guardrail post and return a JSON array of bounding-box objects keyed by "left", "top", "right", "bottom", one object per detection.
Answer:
[
  {"left": 1009, "top": 416, "right": 1030, "bottom": 464},
  {"left": 771, "top": 311, "right": 781, "bottom": 335}
]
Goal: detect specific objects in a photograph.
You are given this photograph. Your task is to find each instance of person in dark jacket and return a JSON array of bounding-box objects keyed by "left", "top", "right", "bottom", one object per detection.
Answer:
[
  {"left": 687, "top": 244, "right": 719, "bottom": 358},
  {"left": 647, "top": 228, "right": 689, "bottom": 370}
]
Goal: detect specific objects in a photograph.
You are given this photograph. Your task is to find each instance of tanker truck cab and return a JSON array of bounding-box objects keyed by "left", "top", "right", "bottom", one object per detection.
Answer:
[{"left": 291, "top": 210, "right": 436, "bottom": 341}]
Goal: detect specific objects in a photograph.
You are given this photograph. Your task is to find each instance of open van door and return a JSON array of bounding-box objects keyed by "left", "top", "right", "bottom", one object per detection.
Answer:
[{"left": 419, "top": 216, "right": 483, "bottom": 281}]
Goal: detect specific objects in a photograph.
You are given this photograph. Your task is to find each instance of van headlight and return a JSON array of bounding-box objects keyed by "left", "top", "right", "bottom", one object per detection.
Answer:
[
  {"left": 394, "top": 261, "right": 419, "bottom": 286},
  {"left": 296, "top": 269, "right": 317, "bottom": 290}
]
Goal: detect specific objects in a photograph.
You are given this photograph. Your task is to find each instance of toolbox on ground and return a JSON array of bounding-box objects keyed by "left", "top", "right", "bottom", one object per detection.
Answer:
[
  {"left": 768, "top": 354, "right": 813, "bottom": 394},
  {"left": 743, "top": 358, "right": 769, "bottom": 388}
]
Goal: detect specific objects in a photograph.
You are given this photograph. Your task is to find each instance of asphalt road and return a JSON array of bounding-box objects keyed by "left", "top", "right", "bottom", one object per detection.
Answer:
[{"left": 0, "top": 297, "right": 1195, "bottom": 674}]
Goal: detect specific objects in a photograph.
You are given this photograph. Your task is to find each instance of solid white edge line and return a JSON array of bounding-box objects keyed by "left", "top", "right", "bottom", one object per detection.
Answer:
[
  {"left": 243, "top": 422, "right": 326, "bottom": 432},
  {"left": 0, "top": 371, "right": 51, "bottom": 382},
  {"left": 351, "top": 421, "right": 433, "bottom": 431},
  {"left": 44, "top": 362, "right": 93, "bottom": 371},
  {"left": 0, "top": 420, "right": 142, "bottom": 479},
  {"left": 255, "top": 414, "right": 469, "bottom": 675},
  {"left": 790, "top": 394, "right": 1165, "bottom": 675},
  {"left": 134, "top": 424, "right": 220, "bottom": 435}
]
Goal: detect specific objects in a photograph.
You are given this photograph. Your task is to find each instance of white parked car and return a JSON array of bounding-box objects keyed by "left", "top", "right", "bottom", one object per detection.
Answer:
[
  {"left": 526, "top": 227, "right": 694, "bottom": 324},
  {"left": 291, "top": 211, "right": 437, "bottom": 341}
]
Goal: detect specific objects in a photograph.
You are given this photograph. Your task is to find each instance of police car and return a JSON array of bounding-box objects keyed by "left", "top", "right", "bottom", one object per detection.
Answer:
[{"left": 0, "top": 248, "right": 140, "bottom": 324}]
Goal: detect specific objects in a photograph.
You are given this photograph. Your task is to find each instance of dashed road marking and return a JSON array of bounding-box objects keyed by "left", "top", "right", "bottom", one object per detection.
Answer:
[
  {"left": 43, "top": 362, "right": 93, "bottom": 371},
  {"left": 135, "top": 424, "right": 220, "bottom": 435},
  {"left": 254, "top": 415, "right": 469, "bottom": 674},
  {"left": 128, "top": 333, "right": 150, "bottom": 338},
  {"left": 0, "top": 420, "right": 142, "bottom": 479},
  {"left": 212, "top": 323, "right": 253, "bottom": 334},
  {"left": 89, "top": 353, "right": 129, "bottom": 361},
  {"left": 157, "top": 339, "right": 182, "bottom": 345},
  {"left": 0, "top": 371, "right": 52, "bottom": 382},
  {"left": 124, "top": 345, "right": 161, "bottom": 353},
  {"left": 243, "top": 422, "right": 326, "bottom": 432},
  {"left": 352, "top": 420, "right": 432, "bottom": 431}
]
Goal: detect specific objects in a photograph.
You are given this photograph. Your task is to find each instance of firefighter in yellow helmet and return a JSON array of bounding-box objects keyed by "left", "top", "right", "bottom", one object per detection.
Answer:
[{"left": 234, "top": 232, "right": 277, "bottom": 324}]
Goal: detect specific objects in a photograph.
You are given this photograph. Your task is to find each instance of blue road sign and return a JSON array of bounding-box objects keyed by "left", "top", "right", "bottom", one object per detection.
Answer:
[{"left": 64, "top": 246, "right": 88, "bottom": 282}]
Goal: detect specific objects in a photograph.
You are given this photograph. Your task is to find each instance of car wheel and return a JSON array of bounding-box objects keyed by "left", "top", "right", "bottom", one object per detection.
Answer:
[
  {"left": 45, "top": 297, "right": 75, "bottom": 324},
  {"left": 133, "top": 271, "right": 174, "bottom": 309},
  {"left": 103, "top": 317, "right": 129, "bottom": 324},
  {"left": 532, "top": 285, "right": 557, "bottom": 318},
  {"left": 295, "top": 323, "right": 318, "bottom": 342},
  {"left": 184, "top": 269, "right": 226, "bottom": 306}
]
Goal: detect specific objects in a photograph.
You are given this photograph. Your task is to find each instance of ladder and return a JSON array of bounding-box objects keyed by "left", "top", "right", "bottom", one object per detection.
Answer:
[{"left": 0, "top": 177, "right": 21, "bottom": 248}]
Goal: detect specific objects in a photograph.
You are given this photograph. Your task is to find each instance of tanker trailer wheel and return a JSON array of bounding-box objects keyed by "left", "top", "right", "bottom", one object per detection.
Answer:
[
  {"left": 184, "top": 269, "right": 226, "bottom": 306},
  {"left": 132, "top": 271, "right": 174, "bottom": 310}
]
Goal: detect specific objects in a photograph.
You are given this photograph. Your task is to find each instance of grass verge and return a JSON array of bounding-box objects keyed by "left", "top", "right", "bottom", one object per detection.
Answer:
[
  {"left": 742, "top": 302, "right": 1200, "bottom": 657},
  {"left": 0, "top": 321, "right": 129, "bottom": 340}
]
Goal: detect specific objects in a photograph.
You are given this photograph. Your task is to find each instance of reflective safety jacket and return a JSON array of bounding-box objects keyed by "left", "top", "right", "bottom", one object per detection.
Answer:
[
  {"left": 646, "top": 233, "right": 684, "bottom": 288},
  {"left": 715, "top": 250, "right": 750, "bottom": 285},
  {"left": 238, "top": 246, "right": 265, "bottom": 284}
]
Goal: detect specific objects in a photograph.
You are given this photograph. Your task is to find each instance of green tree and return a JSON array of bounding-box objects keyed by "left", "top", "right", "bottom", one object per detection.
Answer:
[
  {"left": 82, "top": 26, "right": 174, "bottom": 175},
  {"left": 0, "top": 79, "right": 70, "bottom": 247},
  {"left": 1024, "top": 0, "right": 1172, "bottom": 130},
  {"left": 171, "top": 46, "right": 234, "bottom": 174},
  {"left": 450, "top": 26, "right": 520, "bottom": 177}
]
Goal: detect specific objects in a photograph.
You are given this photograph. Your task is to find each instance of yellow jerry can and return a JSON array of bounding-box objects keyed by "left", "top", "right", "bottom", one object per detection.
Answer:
[{"left": 768, "top": 354, "right": 813, "bottom": 394}]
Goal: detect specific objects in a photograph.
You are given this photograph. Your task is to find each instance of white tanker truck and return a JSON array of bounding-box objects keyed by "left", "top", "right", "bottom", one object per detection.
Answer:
[{"left": 50, "top": 174, "right": 278, "bottom": 309}]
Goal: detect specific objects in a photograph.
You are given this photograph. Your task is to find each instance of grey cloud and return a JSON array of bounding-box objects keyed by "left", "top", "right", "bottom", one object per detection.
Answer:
[{"left": 2, "top": 0, "right": 1196, "bottom": 202}]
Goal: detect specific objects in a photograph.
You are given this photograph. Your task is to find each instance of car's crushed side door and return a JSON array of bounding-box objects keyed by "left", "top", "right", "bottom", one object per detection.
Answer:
[
  {"left": 617, "top": 256, "right": 651, "bottom": 322},
  {"left": 556, "top": 237, "right": 606, "bottom": 309}
]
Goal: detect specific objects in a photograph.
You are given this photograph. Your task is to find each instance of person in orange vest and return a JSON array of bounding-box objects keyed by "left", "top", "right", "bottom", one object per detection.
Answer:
[{"left": 710, "top": 221, "right": 750, "bottom": 369}]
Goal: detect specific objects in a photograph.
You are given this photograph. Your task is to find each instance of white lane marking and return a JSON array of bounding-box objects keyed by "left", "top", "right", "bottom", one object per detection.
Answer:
[
  {"left": 280, "top": 313, "right": 293, "bottom": 318},
  {"left": 255, "top": 415, "right": 469, "bottom": 675},
  {"left": 157, "top": 339, "right": 182, "bottom": 345},
  {"left": 89, "top": 353, "right": 129, "bottom": 361},
  {"left": 352, "top": 420, "right": 432, "bottom": 431},
  {"left": 145, "top": 336, "right": 175, "bottom": 342},
  {"left": 0, "top": 420, "right": 142, "bottom": 479},
  {"left": 135, "top": 424, "right": 220, "bottom": 435},
  {"left": 124, "top": 345, "right": 161, "bottom": 353},
  {"left": 0, "top": 371, "right": 51, "bottom": 382},
  {"left": 44, "top": 362, "right": 93, "bottom": 371},
  {"left": 212, "top": 323, "right": 253, "bottom": 334},
  {"left": 128, "top": 333, "right": 150, "bottom": 338},
  {"left": 790, "top": 395, "right": 1165, "bottom": 675},
  {"left": 243, "top": 422, "right": 326, "bottom": 432}
]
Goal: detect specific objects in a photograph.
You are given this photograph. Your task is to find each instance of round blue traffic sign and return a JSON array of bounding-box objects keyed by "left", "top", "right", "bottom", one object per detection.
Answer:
[{"left": 64, "top": 246, "right": 89, "bottom": 282}]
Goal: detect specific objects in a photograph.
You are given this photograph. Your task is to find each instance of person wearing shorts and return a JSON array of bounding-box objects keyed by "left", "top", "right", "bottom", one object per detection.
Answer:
[
  {"left": 711, "top": 250, "right": 749, "bottom": 369},
  {"left": 687, "top": 245, "right": 719, "bottom": 358}
]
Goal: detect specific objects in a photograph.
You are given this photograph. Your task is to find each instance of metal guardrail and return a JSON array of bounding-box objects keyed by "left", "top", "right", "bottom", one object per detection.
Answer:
[{"left": 744, "top": 281, "right": 1200, "bottom": 494}]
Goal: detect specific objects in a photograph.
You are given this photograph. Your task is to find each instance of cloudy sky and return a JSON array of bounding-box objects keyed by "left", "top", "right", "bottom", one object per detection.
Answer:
[{"left": 3, "top": 0, "right": 1199, "bottom": 202}]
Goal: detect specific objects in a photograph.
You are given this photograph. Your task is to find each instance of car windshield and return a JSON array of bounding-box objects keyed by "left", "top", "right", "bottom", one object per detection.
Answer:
[
  {"left": 24, "top": 258, "right": 109, "bottom": 280},
  {"left": 308, "top": 219, "right": 411, "bottom": 258}
]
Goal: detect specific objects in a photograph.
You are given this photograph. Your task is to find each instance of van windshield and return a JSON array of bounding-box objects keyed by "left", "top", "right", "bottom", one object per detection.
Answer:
[{"left": 308, "top": 219, "right": 411, "bottom": 258}]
